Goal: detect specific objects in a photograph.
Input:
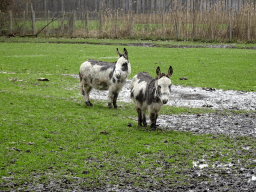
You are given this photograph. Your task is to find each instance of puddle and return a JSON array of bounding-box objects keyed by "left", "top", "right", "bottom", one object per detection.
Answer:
[
  {"left": 68, "top": 75, "right": 256, "bottom": 111},
  {"left": 193, "top": 161, "right": 209, "bottom": 169}
]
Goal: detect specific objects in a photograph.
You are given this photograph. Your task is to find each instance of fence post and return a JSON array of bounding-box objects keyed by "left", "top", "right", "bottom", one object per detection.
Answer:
[
  {"left": 86, "top": 11, "right": 89, "bottom": 36},
  {"left": 32, "top": 10, "right": 36, "bottom": 35},
  {"left": 73, "top": 11, "right": 76, "bottom": 37},
  {"left": 99, "top": 10, "right": 102, "bottom": 38},
  {"left": 9, "top": 11, "right": 12, "bottom": 35},
  {"left": 46, "top": 10, "right": 50, "bottom": 36},
  {"left": 247, "top": 10, "right": 250, "bottom": 41},
  {"left": 229, "top": 11, "right": 232, "bottom": 41},
  {"left": 0, "top": 10, "right": 2, "bottom": 35},
  {"left": 22, "top": 11, "right": 26, "bottom": 36},
  {"left": 193, "top": 1, "right": 197, "bottom": 40},
  {"left": 162, "top": 12, "right": 165, "bottom": 39},
  {"left": 115, "top": 10, "right": 118, "bottom": 38},
  {"left": 130, "top": 12, "right": 134, "bottom": 38}
]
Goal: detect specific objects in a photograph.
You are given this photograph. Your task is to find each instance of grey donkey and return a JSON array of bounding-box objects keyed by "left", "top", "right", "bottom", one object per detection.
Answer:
[
  {"left": 79, "top": 48, "right": 131, "bottom": 108},
  {"left": 130, "top": 66, "right": 173, "bottom": 130}
]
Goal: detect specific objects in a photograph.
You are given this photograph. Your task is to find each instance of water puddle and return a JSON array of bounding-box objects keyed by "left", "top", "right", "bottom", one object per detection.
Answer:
[{"left": 68, "top": 75, "right": 256, "bottom": 111}]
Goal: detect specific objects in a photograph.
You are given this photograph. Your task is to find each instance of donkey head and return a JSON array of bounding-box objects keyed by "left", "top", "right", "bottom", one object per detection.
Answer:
[
  {"left": 155, "top": 66, "right": 173, "bottom": 104},
  {"left": 114, "top": 48, "right": 131, "bottom": 81}
]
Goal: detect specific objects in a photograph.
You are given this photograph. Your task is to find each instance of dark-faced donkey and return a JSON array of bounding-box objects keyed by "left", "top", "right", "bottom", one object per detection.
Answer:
[
  {"left": 130, "top": 66, "right": 173, "bottom": 130},
  {"left": 79, "top": 48, "right": 131, "bottom": 108}
]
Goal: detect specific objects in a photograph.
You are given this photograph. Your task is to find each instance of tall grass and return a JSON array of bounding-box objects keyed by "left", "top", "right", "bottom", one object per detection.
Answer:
[{"left": 1, "top": 0, "right": 256, "bottom": 42}]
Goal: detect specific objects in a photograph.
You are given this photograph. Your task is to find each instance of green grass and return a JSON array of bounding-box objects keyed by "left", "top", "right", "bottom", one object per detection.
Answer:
[
  {"left": 0, "top": 40, "right": 256, "bottom": 190},
  {"left": 1, "top": 38, "right": 256, "bottom": 91}
]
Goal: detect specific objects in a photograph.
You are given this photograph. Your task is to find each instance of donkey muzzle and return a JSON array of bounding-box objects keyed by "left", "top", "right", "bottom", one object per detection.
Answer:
[{"left": 162, "top": 99, "right": 168, "bottom": 104}]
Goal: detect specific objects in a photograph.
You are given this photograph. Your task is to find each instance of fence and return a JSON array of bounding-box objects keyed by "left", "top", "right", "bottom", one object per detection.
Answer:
[{"left": 1, "top": 0, "right": 256, "bottom": 42}]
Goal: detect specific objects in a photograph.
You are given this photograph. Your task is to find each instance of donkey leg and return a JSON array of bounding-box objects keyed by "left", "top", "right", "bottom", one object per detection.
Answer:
[
  {"left": 142, "top": 111, "right": 147, "bottom": 127},
  {"left": 112, "top": 92, "right": 119, "bottom": 108},
  {"left": 108, "top": 95, "right": 113, "bottom": 108},
  {"left": 149, "top": 112, "right": 157, "bottom": 130},
  {"left": 83, "top": 86, "right": 93, "bottom": 107},
  {"left": 108, "top": 88, "right": 119, "bottom": 108},
  {"left": 136, "top": 108, "right": 143, "bottom": 126}
]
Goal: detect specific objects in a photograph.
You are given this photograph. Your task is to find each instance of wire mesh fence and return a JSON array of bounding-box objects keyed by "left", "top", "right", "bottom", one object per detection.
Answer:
[{"left": 1, "top": 0, "right": 256, "bottom": 42}]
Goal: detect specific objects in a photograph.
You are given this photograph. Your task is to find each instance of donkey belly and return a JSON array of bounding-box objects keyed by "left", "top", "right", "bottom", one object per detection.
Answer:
[
  {"left": 130, "top": 75, "right": 148, "bottom": 110},
  {"left": 80, "top": 61, "right": 113, "bottom": 90}
]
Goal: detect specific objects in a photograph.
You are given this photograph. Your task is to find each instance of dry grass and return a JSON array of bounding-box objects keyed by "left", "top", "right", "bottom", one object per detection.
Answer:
[{"left": 1, "top": 0, "right": 256, "bottom": 42}]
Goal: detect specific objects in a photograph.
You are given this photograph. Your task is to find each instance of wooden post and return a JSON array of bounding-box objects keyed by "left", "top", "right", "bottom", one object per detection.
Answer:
[
  {"left": 72, "top": 11, "right": 76, "bottom": 37},
  {"left": 247, "top": 10, "right": 250, "bottom": 41},
  {"left": 0, "top": 10, "right": 2, "bottom": 35},
  {"left": 229, "top": 11, "right": 232, "bottom": 41},
  {"left": 46, "top": 10, "right": 50, "bottom": 36},
  {"left": 22, "top": 11, "right": 26, "bottom": 36},
  {"left": 162, "top": 12, "right": 165, "bottom": 39},
  {"left": 99, "top": 10, "right": 102, "bottom": 38},
  {"left": 44, "top": 0, "right": 47, "bottom": 17},
  {"left": 32, "top": 10, "right": 36, "bottom": 35},
  {"left": 193, "top": 1, "right": 197, "bottom": 39},
  {"left": 115, "top": 10, "right": 118, "bottom": 38},
  {"left": 9, "top": 11, "right": 13, "bottom": 34},
  {"left": 211, "top": 16, "right": 214, "bottom": 40},
  {"left": 130, "top": 12, "right": 134, "bottom": 38},
  {"left": 146, "top": 12, "right": 149, "bottom": 38},
  {"left": 61, "top": 0, "right": 64, "bottom": 12},
  {"left": 25, "top": 1, "right": 29, "bottom": 17},
  {"left": 86, "top": 11, "right": 89, "bottom": 36},
  {"left": 175, "top": 18, "right": 179, "bottom": 40}
]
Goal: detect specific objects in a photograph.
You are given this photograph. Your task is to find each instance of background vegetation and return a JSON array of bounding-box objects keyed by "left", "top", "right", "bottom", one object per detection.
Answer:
[{"left": 1, "top": 0, "right": 256, "bottom": 43}]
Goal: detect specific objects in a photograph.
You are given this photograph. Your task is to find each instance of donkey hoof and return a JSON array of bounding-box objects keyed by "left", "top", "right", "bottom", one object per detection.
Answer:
[
  {"left": 150, "top": 125, "right": 157, "bottom": 131},
  {"left": 108, "top": 102, "right": 113, "bottom": 108},
  {"left": 86, "top": 101, "right": 93, "bottom": 107},
  {"left": 114, "top": 104, "right": 118, "bottom": 108}
]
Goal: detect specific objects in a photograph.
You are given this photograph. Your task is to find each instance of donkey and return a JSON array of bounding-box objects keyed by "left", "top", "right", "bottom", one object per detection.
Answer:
[
  {"left": 79, "top": 48, "right": 131, "bottom": 108},
  {"left": 130, "top": 66, "right": 173, "bottom": 130}
]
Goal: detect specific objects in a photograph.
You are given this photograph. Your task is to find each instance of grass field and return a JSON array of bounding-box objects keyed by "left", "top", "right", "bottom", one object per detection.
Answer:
[{"left": 0, "top": 38, "right": 256, "bottom": 190}]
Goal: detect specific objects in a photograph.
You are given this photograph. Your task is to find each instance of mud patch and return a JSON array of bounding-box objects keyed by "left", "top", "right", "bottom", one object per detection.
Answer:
[
  {"left": 157, "top": 112, "right": 256, "bottom": 138},
  {"left": 69, "top": 74, "right": 256, "bottom": 111}
]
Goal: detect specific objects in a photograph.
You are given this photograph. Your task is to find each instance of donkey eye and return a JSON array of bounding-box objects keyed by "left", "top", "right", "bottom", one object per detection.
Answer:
[
  {"left": 158, "top": 85, "right": 161, "bottom": 89},
  {"left": 121, "top": 63, "right": 128, "bottom": 71}
]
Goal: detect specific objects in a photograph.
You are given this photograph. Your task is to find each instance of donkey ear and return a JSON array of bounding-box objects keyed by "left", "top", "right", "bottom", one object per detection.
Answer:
[
  {"left": 123, "top": 48, "right": 128, "bottom": 59},
  {"left": 156, "top": 66, "right": 161, "bottom": 77},
  {"left": 167, "top": 66, "right": 173, "bottom": 78},
  {"left": 117, "top": 48, "right": 122, "bottom": 58}
]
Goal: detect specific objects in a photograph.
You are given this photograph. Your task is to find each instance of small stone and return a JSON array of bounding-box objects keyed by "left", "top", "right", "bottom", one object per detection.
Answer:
[
  {"left": 100, "top": 130, "right": 108, "bottom": 134},
  {"left": 179, "top": 77, "right": 188, "bottom": 80},
  {"left": 10, "top": 159, "right": 16, "bottom": 164},
  {"left": 127, "top": 122, "right": 132, "bottom": 127},
  {"left": 82, "top": 170, "right": 90, "bottom": 175},
  {"left": 37, "top": 78, "right": 49, "bottom": 81}
]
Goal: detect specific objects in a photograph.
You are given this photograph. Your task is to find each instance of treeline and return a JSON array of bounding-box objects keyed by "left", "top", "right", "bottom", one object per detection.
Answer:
[{"left": 0, "top": 0, "right": 249, "bottom": 13}]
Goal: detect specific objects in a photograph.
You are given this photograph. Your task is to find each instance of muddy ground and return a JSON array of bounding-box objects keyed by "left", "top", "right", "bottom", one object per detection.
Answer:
[
  {"left": 41, "top": 40, "right": 256, "bottom": 50},
  {"left": 2, "top": 76, "right": 256, "bottom": 192}
]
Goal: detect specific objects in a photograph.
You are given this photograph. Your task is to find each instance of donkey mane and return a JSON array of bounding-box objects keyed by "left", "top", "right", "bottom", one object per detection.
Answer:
[
  {"left": 145, "top": 79, "right": 160, "bottom": 105},
  {"left": 155, "top": 73, "right": 169, "bottom": 80},
  {"left": 88, "top": 59, "right": 116, "bottom": 66}
]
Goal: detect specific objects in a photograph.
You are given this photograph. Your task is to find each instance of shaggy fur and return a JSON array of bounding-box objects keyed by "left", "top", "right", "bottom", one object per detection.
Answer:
[
  {"left": 79, "top": 48, "right": 131, "bottom": 108},
  {"left": 130, "top": 66, "right": 173, "bottom": 129}
]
